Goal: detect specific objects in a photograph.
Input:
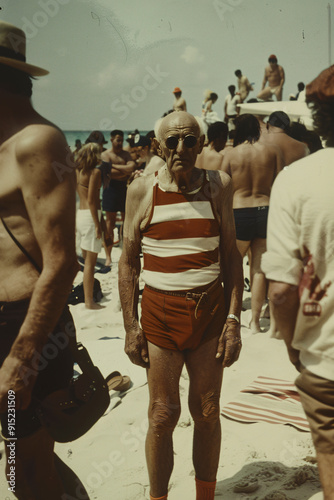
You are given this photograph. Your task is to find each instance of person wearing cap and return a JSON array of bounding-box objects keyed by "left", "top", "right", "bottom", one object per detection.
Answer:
[
  {"left": 101, "top": 129, "right": 136, "bottom": 265},
  {"left": 0, "top": 21, "right": 88, "bottom": 499},
  {"left": 119, "top": 111, "right": 243, "bottom": 500},
  {"left": 172, "top": 86, "right": 187, "bottom": 111},
  {"left": 257, "top": 55, "right": 285, "bottom": 101},
  {"left": 85, "top": 130, "right": 108, "bottom": 151},
  {"left": 262, "top": 65, "right": 334, "bottom": 499},
  {"left": 262, "top": 111, "right": 309, "bottom": 166}
]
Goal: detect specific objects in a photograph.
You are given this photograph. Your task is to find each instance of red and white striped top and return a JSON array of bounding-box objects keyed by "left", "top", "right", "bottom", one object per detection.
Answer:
[{"left": 141, "top": 173, "right": 221, "bottom": 291}]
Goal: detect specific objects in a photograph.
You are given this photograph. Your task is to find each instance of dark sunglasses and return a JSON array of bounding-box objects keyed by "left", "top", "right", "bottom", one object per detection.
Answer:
[{"left": 165, "top": 135, "right": 198, "bottom": 150}]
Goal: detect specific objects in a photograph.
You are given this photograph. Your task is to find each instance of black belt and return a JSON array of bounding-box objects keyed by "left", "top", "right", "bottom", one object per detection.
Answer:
[{"left": 145, "top": 278, "right": 221, "bottom": 319}]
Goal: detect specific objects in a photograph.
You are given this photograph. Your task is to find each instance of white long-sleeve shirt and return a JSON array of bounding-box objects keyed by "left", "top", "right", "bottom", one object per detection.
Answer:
[{"left": 262, "top": 148, "right": 334, "bottom": 381}]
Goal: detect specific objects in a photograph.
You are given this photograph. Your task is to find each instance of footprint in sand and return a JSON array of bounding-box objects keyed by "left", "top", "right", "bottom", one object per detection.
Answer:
[
  {"left": 262, "top": 492, "right": 290, "bottom": 500},
  {"left": 283, "top": 466, "right": 317, "bottom": 490},
  {"left": 233, "top": 478, "right": 259, "bottom": 493}
]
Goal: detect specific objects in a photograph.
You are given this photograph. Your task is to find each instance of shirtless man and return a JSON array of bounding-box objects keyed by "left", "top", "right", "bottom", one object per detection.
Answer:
[
  {"left": 261, "top": 111, "right": 309, "bottom": 165},
  {"left": 172, "top": 86, "right": 187, "bottom": 111},
  {"left": 196, "top": 121, "right": 228, "bottom": 170},
  {"left": 119, "top": 111, "right": 243, "bottom": 500},
  {"left": 235, "top": 69, "right": 253, "bottom": 102},
  {"left": 257, "top": 55, "right": 285, "bottom": 102},
  {"left": 0, "top": 21, "right": 87, "bottom": 499},
  {"left": 221, "top": 114, "right": 284, "bottom": 333},
  {"left": 101, "top": 130, "right": 136, "bottom": 264}
]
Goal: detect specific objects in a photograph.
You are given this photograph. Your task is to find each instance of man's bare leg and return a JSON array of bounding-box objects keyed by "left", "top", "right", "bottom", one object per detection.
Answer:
[
  {"left": 257, "top": 87, "right": 273, "bottom": 101},
  {"left": 104, "top": 211, "right": 117, "bottom": 266},
  {"left": 185, "top": 334, "right": 223, "bottom": 482},
  {"left": 316, "top": 451, "right": 334, "bottom": 499},
  {"left": 145, "top": 341, "right": 184, "bottom": 498},
  {"left": 5, "top": 427, "right": 65, "bottom": 500},
  {"left": 249, "top": 238, "right": 267, "bottom": 333},
  {"left": 274, "top": 87, "right": 283, "bottom": 101},
  {"left": 83, "top": 250, "right": 104, "bottom": 309}
]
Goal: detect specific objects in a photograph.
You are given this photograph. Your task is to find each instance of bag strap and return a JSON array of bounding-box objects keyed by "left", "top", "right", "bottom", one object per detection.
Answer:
[
  {"left": 0, "top": 217, "right": 81, "bottom": 360},
  {"left": 1, "top": 217, "right": 42, "bottom": 273}
]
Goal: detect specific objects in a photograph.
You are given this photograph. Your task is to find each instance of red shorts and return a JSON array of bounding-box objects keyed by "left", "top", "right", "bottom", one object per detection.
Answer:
[{"left": 140, "top": 280, "right": 226, "bottom": 351}]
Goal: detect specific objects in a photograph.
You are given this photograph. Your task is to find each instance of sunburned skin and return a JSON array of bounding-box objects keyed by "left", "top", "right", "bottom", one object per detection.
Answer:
[{"left": 118, "top": 110, "right": 244, "bottom": 498}]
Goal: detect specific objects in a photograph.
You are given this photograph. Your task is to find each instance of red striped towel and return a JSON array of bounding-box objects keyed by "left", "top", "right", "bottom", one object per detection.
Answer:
[{"left": 221, "top": 376, "right": 310, "bottom": 432}]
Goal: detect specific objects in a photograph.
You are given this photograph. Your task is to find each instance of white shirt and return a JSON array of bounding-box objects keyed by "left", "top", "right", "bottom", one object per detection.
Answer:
[{"left": 262, "top": 149, "right": 334, "bottom": 380}]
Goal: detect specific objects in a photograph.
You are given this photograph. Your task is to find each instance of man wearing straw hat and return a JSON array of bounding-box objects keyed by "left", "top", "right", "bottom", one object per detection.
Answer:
[{"left": 0, "top": 21, "right": 87, "bottom": 499}]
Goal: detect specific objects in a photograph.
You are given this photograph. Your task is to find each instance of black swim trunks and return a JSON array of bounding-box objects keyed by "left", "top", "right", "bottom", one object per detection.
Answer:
[
  {"left": 233, "top": 206, "right": 269, "bottom": 241},
  {"left": 102, "top": 179, "right": 127, "bottom": 213},
  {"left": 0, "top": 299, "right": 75, "bottom": 439}
]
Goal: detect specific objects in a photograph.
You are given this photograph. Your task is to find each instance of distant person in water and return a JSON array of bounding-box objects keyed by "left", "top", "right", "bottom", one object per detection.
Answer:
[
  {"left": 76, "top": 143, "right": 105, "bottom": 309},
  {"left": 257, "top": 55, "right": 285, "bottom": 101}
]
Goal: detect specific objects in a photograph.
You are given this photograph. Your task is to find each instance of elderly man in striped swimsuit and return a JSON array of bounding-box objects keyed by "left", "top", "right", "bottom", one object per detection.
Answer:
[{"left": 119, "top": 111, "right": 243, "bottom": 500}]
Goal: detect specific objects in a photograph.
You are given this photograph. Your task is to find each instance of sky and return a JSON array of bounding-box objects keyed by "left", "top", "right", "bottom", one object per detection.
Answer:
[{"left": 1, "top": 0, "right": 333, "bottom": 131}]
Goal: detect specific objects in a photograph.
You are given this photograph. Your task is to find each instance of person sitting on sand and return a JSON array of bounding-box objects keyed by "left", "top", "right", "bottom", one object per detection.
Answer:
[
  {"left": 196, "top": 121, "right": 228, "bottom": 170},
  {"left": 257, "top": 54, "right": 285, "bottom": 101},
  {"left": 119, "top": 111, "right": 243, "bottom": 500},
  {"left": 262, "top": 65, "right": 334, "bottom": 500},
  {"left": 76, "top": 143, "right": 105, "bottom": 309},
  {"left": 221, "top": 114, "right": 284, "bottom": 333}
]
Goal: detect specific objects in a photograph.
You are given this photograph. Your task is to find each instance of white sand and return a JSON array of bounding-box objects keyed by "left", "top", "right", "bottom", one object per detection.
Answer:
[{"left": 0, "top": 249, "right": 324, "bottom": 499}]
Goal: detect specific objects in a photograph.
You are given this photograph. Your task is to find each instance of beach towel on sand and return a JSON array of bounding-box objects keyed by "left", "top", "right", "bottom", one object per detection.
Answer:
[{"left": 221, "top": 376, "right": 310, "bottom": 432}]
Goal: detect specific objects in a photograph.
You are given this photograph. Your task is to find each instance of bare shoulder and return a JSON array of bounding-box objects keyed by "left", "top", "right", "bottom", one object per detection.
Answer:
[
  {"left": 101, "top": 149, "right": 112, "bottom": 162},
  {"left": 127, "top": 173, "right": 153, "bottom": 208},
  {"left": 16, "top": 124, "right": 68, "bottom": 162}
]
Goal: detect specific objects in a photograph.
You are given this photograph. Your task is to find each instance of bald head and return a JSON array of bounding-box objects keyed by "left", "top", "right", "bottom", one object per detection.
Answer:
[{"left": 156, "top": 111, "right": 202, "bottom": 142}]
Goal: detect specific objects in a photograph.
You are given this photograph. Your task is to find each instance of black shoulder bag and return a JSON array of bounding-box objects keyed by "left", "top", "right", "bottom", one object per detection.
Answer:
[{"left": 1, "top": 217, "right": 110, "bottom": 442}]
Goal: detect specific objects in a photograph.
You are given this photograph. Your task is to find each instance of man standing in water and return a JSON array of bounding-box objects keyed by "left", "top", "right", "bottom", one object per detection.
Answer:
[
  {"left": 0, "top": 21, "right": 88, "bottom": 499},
  {"left": 119, "top": 111, "right": 243, "bottom": 500},
  {"left": 257, "top": 54, "right": 285, "bottom": 101}
]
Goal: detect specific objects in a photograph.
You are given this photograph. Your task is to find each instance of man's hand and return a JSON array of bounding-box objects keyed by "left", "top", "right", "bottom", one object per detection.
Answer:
[
  {"left": 216, "top": 320, "right": 242, "bottom": 368},
  {"left": 0, "top": 355, "right": 37, "bottom": 412},
  {"left": 124, "top": 326, "right": 149, "bottom": 368}
]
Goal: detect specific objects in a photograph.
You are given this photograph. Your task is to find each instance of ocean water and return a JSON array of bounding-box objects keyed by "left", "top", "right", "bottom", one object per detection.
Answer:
[{"left": 63, "top": 130, "right": 150, "bottom": 149}]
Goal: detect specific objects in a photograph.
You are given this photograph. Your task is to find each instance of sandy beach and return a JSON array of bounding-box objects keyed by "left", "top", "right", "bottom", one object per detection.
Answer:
[{"left": 0, "top": 247, "right": 324, "bottom": 500}]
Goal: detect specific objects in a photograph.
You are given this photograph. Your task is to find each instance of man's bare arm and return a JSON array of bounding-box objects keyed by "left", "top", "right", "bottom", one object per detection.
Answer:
[
  {"left": 262, "top": 69, "right": 268, "bottom": 89},
  {"left": 88, "top": 168, "right": 102, "bottom": 239},
  {"left": 214, "top": 172, "right": 243, "bottom": 367},
  {"left": 279, "top": 66, "right": 285, "bottom": 88},
  {"left": 269, "top": 281, "right": 300, "bottom": 368},
  {"left": 0, "top": 126, "right": 79, "bottom": 410},
  {"left": 220, "top": 150, "right": 232, "bottom": 177},
  {"left": 119, "top": 177, "right": 151, "bottom": 367}
]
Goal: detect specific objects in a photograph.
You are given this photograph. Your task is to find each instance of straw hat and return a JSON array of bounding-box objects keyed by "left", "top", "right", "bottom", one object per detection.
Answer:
[
  {"left": 0, "top": 20, "right": 48, "bottom": 76},
  {"left": 173, "top": 87, "right": 182, "bottom": 93}
]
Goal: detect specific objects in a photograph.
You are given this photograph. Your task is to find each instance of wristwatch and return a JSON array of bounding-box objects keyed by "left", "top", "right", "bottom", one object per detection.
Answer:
[{"left": 226, "top": 313, "right": 240, "bottom": 323}]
